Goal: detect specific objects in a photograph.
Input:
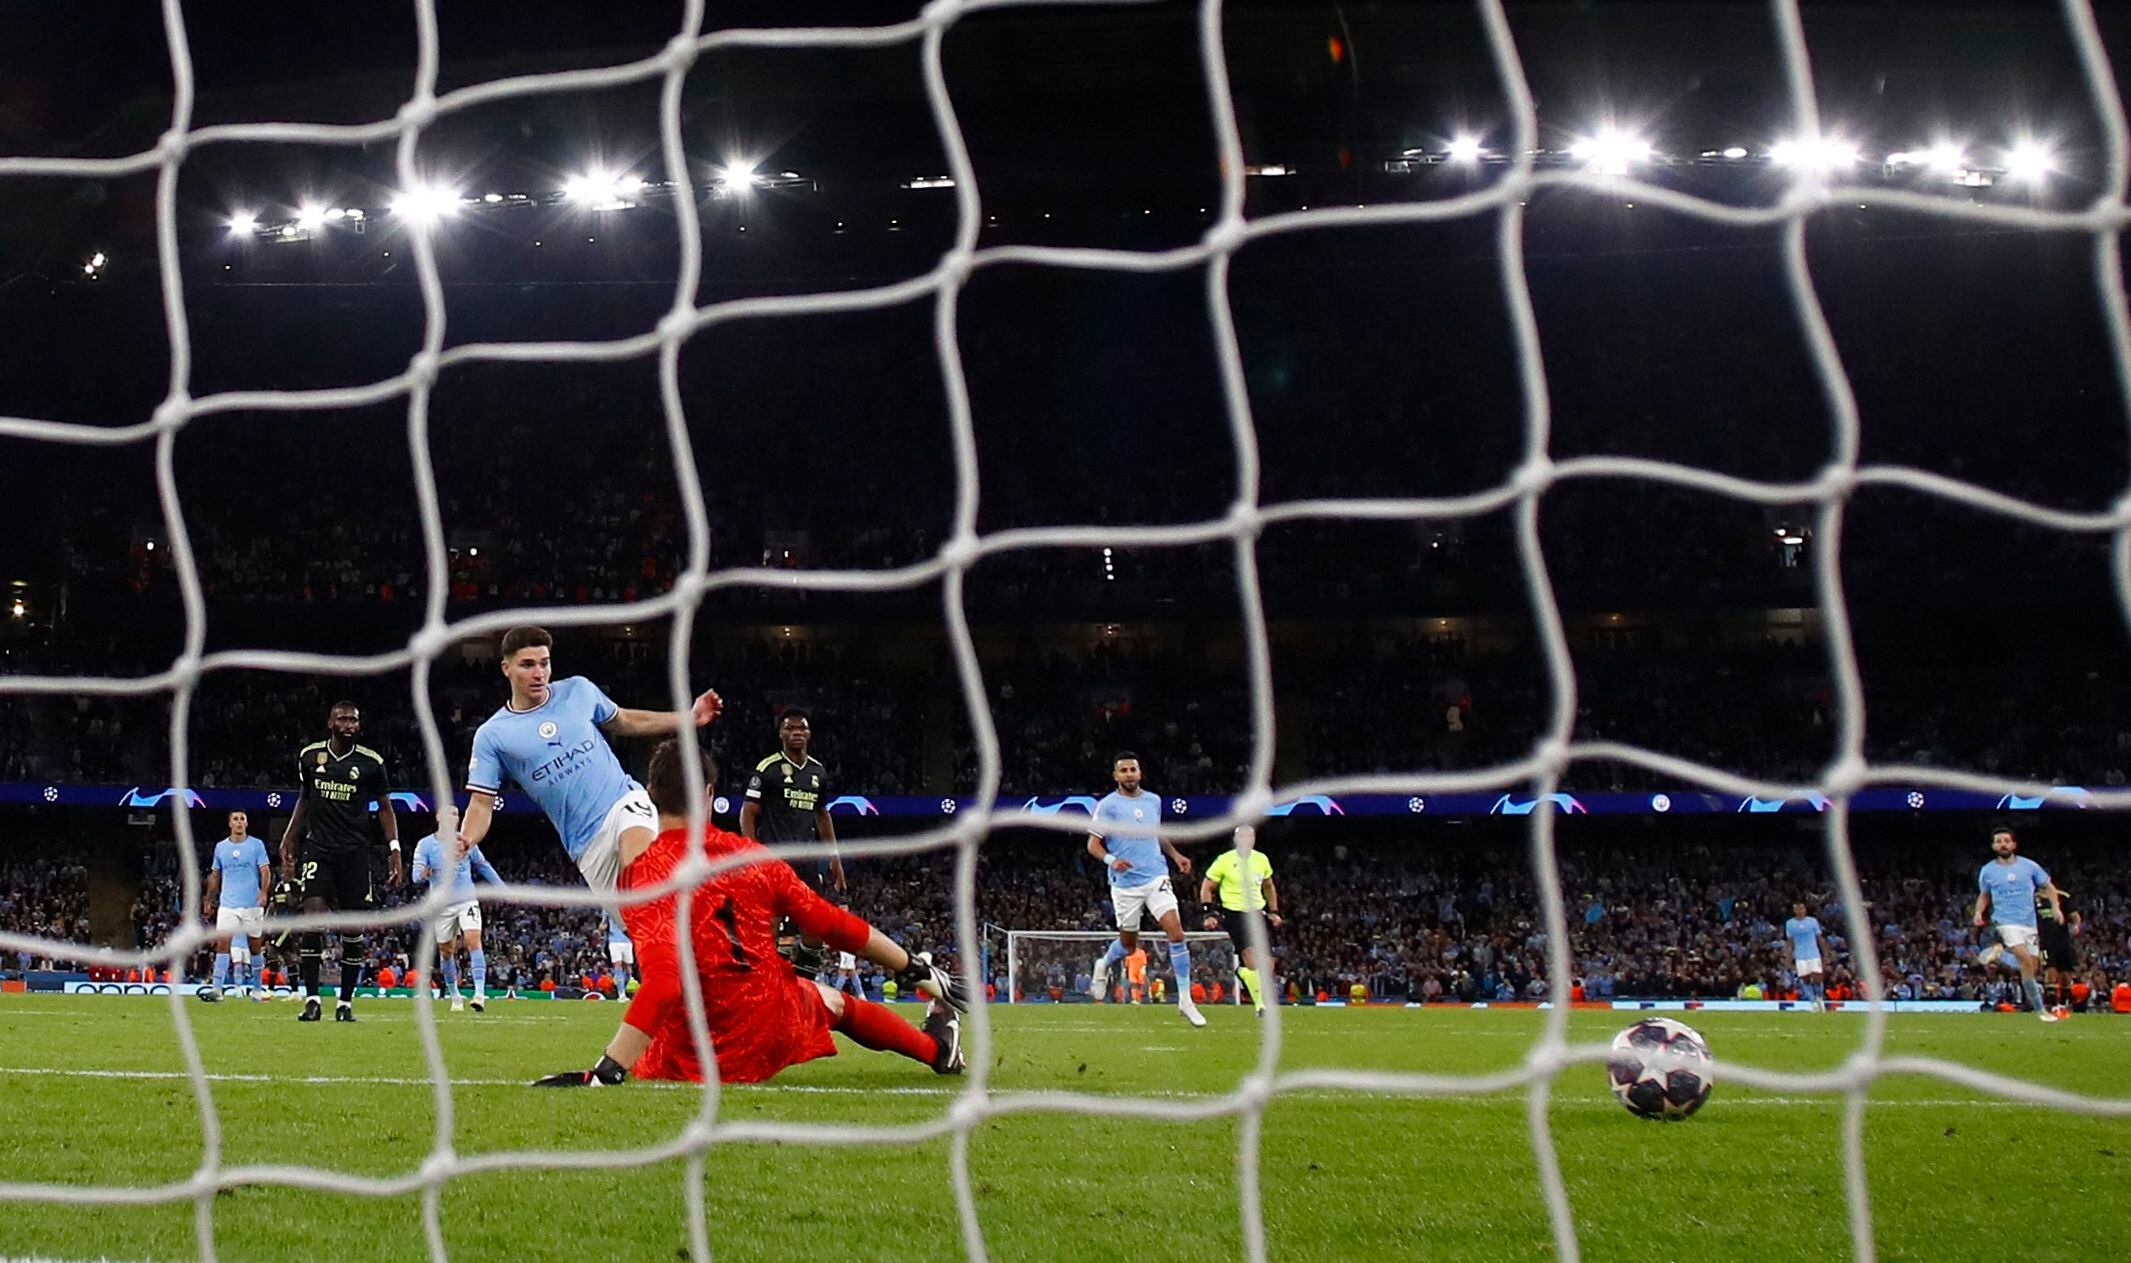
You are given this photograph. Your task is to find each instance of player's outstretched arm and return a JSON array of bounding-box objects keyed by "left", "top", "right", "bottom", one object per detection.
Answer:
[
  {"left": 1087, "top": 834, "right": 1126, "bottom": 875},
  {"left": 377, "top": 797, "right": 403, "bottom": 886},
  {"left": 470, "top": 847, "right": 503, "bottom": 886},
  {"left": 1261, "top": 876, "right": 1283, "bottom": 927},
  {"left": 1159, "top": 837, "right": 1193, "bottom": 876},
  {"left": 598, "top": 689, "right": 723, "bottom": 738}
]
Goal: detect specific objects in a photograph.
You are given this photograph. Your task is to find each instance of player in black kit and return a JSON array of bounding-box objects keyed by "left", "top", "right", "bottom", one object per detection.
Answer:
[
  {"left": 740, "top": 709, "right": 845, "bottom": 971},
  {"left": 2038, "top": 884, "right": 2082, "bottom": 1018},
  {"left": 278, "top": 701, "right": 403, "bottom": 1023}
]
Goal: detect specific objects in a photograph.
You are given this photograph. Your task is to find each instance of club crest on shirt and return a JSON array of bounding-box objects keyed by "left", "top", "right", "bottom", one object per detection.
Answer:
[
  {"left": 315, "top": 751, "right": 328, "bottom": 767},
  {"left": 1133, "top": 807, "right": 1145, "bottom": 820},
  {"left": 538, "top": 721, "right": 559, "bottom": 742}
]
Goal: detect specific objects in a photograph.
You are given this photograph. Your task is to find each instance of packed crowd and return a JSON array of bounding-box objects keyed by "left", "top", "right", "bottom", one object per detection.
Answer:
[
  {"left": 7, "top": 829, "right": 2121, "bottom": 1012},
  {"left": 11, "top": 623, "right": 2131, "bottom": 800}
]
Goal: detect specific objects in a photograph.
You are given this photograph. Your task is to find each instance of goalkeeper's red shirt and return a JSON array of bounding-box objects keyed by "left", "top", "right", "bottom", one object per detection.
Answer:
[{"left": 618, "top": 823, "right": 871, "bottom": 1084}]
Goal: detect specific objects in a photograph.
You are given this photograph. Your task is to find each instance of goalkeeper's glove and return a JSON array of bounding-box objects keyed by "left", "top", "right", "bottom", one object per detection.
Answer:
[
  {"left": 531, "top": 1054, "right": 628, "bottom": 1088},
  {"left": 897, "top": 951, "right": 970, "bottom": 1013}
]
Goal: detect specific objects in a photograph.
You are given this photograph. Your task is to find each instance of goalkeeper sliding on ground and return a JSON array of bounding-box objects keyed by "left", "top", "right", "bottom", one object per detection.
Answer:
[{"left": 535, "top": 738, "right": 967, "bottom": 1087}]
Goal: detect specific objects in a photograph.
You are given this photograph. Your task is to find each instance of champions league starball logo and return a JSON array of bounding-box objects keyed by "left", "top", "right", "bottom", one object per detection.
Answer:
[
  {"left": 1995, "top": 786, "right": 2093, "bottom": 811},
  {"left": 825, "top": 795, "right": 882, "bottom": 816},
  {"left": 1736, "top": 793, "right": 1829, "bottom": 814},
  {"left": 118, "top": 787, "right": 208, "bottom": 809},
  {"left": 1489, "top": 793, "right": 1588, "bottom": 816},
  {"left": 1021, "top": 795, "right": 1101, "bottom": 816},
  {"left": 1266, "top": 795, "right": 1346, "bottom": 817}
]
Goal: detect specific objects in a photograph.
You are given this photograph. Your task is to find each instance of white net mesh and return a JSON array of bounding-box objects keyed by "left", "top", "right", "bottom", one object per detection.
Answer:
[{"left": 3, "top": 1, "right": 2131, "bottom": 1261}]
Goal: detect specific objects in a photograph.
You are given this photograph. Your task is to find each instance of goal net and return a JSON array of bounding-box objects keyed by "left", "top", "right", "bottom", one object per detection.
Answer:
[
  {"left": 1005, "top": 929, "right": 1238, "bottom": 1004},
  {"left": 2, "top": 1, "right": 2131, "bottom": 1261}
]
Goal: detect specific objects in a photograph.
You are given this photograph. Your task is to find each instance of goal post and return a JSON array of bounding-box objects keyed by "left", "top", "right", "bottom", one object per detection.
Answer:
[{"left": 1005, "top": 928, "right": 1241, "bottom": 1004}]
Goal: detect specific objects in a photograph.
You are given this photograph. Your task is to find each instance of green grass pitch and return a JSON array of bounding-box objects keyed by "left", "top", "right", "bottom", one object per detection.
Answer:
[{"left": 0, "top": 997, "right": 2123, "bottom": 1262}]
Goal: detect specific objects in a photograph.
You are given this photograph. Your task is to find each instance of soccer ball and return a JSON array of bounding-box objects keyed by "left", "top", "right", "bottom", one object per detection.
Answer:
[{"left": 1606, "top": 1018, "right": 1714, "bottom": 1120}]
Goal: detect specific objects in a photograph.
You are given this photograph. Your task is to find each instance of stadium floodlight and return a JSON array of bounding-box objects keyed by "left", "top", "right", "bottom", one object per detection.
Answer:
[
  {"left": 1721, "top": 146, "right": 1749, "bottom": 160},
  {"left": 295, "top": 203, "right": 326, "bottom": 230},
  {"left": 1771, "top": 136, "right": 1860, "bottom": 172},
  {"left": 1926, "top": 141, "right": 1967, "bottom": 173},
  {"left": 2005, "top": 140, "right": 2055, "bottom": 184},
  {"left": 566, "top": 169, "right": 645, "bottom": 208},
  {"left": 716, "top": 159, "right": 759, "bottom": 193},
  {"left": 1569, "top": 128, "right": 1652, "bottom": 176},
  {"left": 9, "top": 600, "right": 21, "bottom": 619},
  {"left": 227, "top": 210, "right": 257, "bottom": 234},
  {"left": 1446, "top": 135, "right": 1484, "bottom": 163},
  {"left": 390, "top": 183, "right": 461, "bottom": 226}
]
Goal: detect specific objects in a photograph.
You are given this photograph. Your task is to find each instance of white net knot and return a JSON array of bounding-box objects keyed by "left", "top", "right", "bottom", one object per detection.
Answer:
[
  {"left": 939, "top": 247, "right": 977, "bottom": 288},
  {"left": 1236, "top": 1071, "right": 1276, "bottom": 1111},
  {"left": 937, "top": 531, "right": 981, "bottom": 573},
  {"left": 919, "top": 0, "right": 965, "bottom": 29},
  {"left": 407, "top": 624, "right": 451, "bottom": 664},
  {"left": 396, "top": 94, "right": 440, "bottom": 130},
  {"left": 1224, "top": 500, "right": 1264, "bottom": 538},
  {"left": 1812, "top": 462, "right": 1859, "bottom": 501},
  {"left": 1820, "top": 754, "right": 1869, "bottom": 800},
  {"left": 662, "top": 33, "right": 701, "bottom": 73},
  {"left": 1512, "top": 454, "right": 1555, "bottom": 498},
  {"left": 657, "top": 308, "right": 698, "bottom": 346},
  {"left": 419, "top": 1150, "right": 457, "bottom": 1185},
  {"left": 1201, "top": 215, "right": 1249, "bottom": 257},
  {"left": 947, "top": 1091, "right": 988, "bottom": 1131},
  {"left": 1532, "top": 736, "right": 1572, "bottom": 776},
  {"left": 674, "top": 850, "right": 716, "bottom": 886},
  {"left": 152, "top": 394, "right": 191, "bottom": 433},
  {"left": 407, "top": 350, "right": 442, "bottom": 391},
  {"left": 156, "top": 127, "right": 190, "bottom": 164},
  {"left": 1228, "top": 785, "right": 1275, "bottom": 824}
]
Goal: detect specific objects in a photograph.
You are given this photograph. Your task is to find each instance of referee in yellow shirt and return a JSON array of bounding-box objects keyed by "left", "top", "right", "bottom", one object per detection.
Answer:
[{"left": 1200, "top": 825, "right": 1283, "bottom": 1014}]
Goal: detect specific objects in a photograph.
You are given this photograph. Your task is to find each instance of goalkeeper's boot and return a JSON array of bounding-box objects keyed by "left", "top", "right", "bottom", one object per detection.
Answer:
[
  {"left": 197, "top": 986, "right": 222, "bottom": 1003},
  {"left": 298, "top": 996, "right": 323, "bottom": 1022},
  {"left": 1177, "top": 996, "right": 1208, "bottom": 1029},
  {"left": 532, "top": 1055, "right": 628, "bottom": 1088},
  {"left": 924, "top": 1001, "right": 965, "bottom": 1076},
  {"left": 335, "top": 1001, "right": 356, "bottom": 1023}
]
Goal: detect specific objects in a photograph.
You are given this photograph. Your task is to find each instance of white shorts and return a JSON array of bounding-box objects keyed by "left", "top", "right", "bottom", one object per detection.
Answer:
[
  {"left": 1995, "top": 924, "right": 2040, "bottom": 953},
  {"left": 215, "top": 905, "right": 264, "bottom": 941},
  {"left": 608, "top": 941, "right": 635, "bottom": 967},
  {"left": 838, "top": 952, "right": 858, "bottom": 971},
  {"left": 576, "top": 786, "right": 659, "bottom": 891},
  {"left": 432, "top": 900, "right": 481, "bottom": 943},
  {"left": 1795, "top": 956, "right": 1824, "bottom": 978},
  {"left": 1111, "top": 879, "right": 1179, "bottom": 931}
]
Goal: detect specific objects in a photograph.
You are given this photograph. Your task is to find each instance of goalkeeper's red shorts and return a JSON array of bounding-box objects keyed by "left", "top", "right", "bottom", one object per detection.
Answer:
[{"left": 621, "top": 827, "right": 842, "bottom": 1085}]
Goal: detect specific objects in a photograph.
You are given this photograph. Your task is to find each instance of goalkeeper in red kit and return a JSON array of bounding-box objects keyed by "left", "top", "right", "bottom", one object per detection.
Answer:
[{"left": 533, "top": 739, "right": 966, "bottom": 1087}]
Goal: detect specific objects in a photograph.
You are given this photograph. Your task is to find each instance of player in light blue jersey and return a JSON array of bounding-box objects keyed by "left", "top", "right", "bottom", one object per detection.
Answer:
[
  {"left": 606, "top": 912, "right": 635, "bottom": 999},
  {"left": 453, "top": 626, "right": 721, "bottom": 1055},
  {"left": 202, "top": 811, "right": 272, "bottom": 1002},
  {"left": 1972, "top": 827, "right": 2062, "bottom": 1022},
  {"left": 1783, "top": 902, "right": 1831, "bottom": 1011},
  {"left": 412, "top": 829, "right": 503, "bottom": 1012},
  {"left": 454, "top": 625, "right": 722, "bottom": 894},
  {"left": 1085, "top": 752, "right": 1205, "bottom": 1028}
]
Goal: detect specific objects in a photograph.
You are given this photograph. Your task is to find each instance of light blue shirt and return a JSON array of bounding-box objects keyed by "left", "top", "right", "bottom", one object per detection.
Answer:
[
  {"left": 1784, "top": 915, "right": 1824, "bottom": 958},
  {"left": 211, "top": 836, "right": 270, "bottom": 908},
  {"left": 607, "top": 912, "right": 631, "bottom": 946},
  {"left": 410, "top": 833, "right": 501, "bottom": 902},
  {"left": 1979, "top": 856, "right": 2051, "bottom": 930},
  {"left": 466, "top": 676, "right": 638, "bottom": 862},
  {"left": 1091, "top": 790, "right": 1165, "bottom": 887}
]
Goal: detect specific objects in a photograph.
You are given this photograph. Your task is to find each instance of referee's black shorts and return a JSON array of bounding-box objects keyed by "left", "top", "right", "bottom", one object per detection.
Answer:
[
  {"left": 1221, "top": 908, "right": 1271, "bottom": 947},
  {"left": 2040, "top": 925, "right": 2077, "bottom": 971},
  {"left": 295, "top": 849, "right": 376, "bottom": 913}
]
